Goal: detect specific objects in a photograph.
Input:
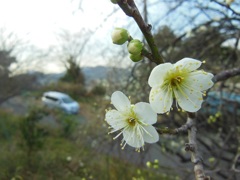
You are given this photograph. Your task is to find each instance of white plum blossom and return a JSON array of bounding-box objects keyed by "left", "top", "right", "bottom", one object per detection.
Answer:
[
  {"left": 105, "top": 91, "right": 159, "bottom": 151},
  {"left": 148, "top": 58, "right": 214, "bottom": 114}
]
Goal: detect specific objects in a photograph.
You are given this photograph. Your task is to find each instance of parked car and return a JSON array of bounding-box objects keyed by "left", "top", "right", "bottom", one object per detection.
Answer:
[
  {"left": 201, "top": 91, "right": 240, "bottom": 115},
  {"left": 41, "top": 91, "right": 80, "bottom": 114}
]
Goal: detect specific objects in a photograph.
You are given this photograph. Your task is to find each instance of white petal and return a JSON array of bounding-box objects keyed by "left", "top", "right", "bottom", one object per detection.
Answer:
[
  {"left": 105, "top": 110, "right": 127, "bottom": 130},
  {"left": 123, "top": 126, "right": 144, "bottom": 148},
  {"left": 175, "top": 58, "right": 202, "bottom": 72},
  {"left": 174, "top": 87, "right": 203, "bottom": 112},
  {"left": 149, "top": 86, "right": 173, "bottom": 114},
  {"left": 186, "top": 71, "right": 214, "bottom": 91},
  {"left": 134, "top": 102, "right": 157, "bottom": 125},
  {"left": 148, "top": 63, "right": 173, "bottom": 87},
  {"left": 142, "top": 125, "right": 159, "bottom": 143},
  {"left": 111, "top": 91, "right": 131, "bottom": 112}
]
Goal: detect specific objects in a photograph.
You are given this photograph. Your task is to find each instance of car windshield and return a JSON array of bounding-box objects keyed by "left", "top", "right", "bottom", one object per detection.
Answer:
[{"left": 62, "top": 96, "right": 74, "bottom": 104}]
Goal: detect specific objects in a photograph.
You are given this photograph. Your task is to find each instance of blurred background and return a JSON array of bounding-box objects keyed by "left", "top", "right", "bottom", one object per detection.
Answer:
[{"left": 0, "top": 0, "right": 239, "bottom": 179}]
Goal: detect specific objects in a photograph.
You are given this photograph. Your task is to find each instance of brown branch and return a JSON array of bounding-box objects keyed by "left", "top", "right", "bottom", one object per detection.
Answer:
[
  {"left": 186, "top": 112, "right": 212, "bottom": 180},
  {"left": 117, "top": 0, "right": 164, "bottom": 65},
  {"left": 157, "top": 113, "right": 212, "bottom": 179},
  {"left": 156, "top": 120, "right": 194, "bottom": 135},
  {"left": 213, "top": 67, "right": 240, "bottom": 83}
]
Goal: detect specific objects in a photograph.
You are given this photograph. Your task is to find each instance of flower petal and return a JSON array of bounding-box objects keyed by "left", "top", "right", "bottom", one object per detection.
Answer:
[
  {"left": 142, "top": 125, "right": 159, "bottom": 143},
  {"left": 174, "top": 87, "right": 203, "bottom": 112},
  {"left": 123, "top": 126, "right": 144, "bottom": 148},
  {"left": 149, "top": 86, "right": 173, "bottom": 114},
  {"left": 134, "top": 102, "right": 157, "bottom": 125},
  {"left": 186, "top": 71, "right": 214, "bottom": 91},
  {"left": 105, "top": 110, "right": 127, "bottom": 130},
  {"left": 111, "top": 91, "right": 131, "bottom": 112},
  {"left": 148, "top": 63, "right": 173, "bottom": 87},
  {"left": 175, "top": 58, "right": 202, "bottom": 72}
]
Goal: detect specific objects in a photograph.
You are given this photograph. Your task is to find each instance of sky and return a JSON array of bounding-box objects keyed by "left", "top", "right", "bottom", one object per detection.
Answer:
[
  {"left": 0, "top": 0, "right": 133, "bottom": 72},
  {"left": 1, "top": 0, "right": 234, "bottom": 73},
  {"left": 0, "top": 0, "right": 123, "bottom": 48}
]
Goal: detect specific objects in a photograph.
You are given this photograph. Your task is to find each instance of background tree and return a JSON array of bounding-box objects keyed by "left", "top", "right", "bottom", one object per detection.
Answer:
[
  {"left": 0, "top": 28, "right": 37, "bottom": 104},
  {"left": 52, "top": 29, "right": 92, "bottom": 85}
]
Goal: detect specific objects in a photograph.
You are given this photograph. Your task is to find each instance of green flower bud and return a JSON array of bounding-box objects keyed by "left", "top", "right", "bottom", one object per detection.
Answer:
[
  {"left": 111, "top": 28, "right": 129, "bottom": 45},
  {"left": 129, "top": 53, "right": 143, "bottom": 62},
  {"left": 146, "top": 161, "right": 151, "bottom": 168},
  {"left": 127, "top": 39, "right": 143, "bottom": 55},
  {"left": 111, "top": 0, "right": 119, "bottom": 4}
]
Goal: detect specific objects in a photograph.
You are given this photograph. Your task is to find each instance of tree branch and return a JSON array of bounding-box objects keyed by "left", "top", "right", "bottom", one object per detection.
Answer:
[
  {"left": 213, "top": 67, "right": 240, "bottom": 83},
  {"left": 117, "top": 0, "right": 164, "bottom": 65},
  {"left": 156, "top": 120, "right": 194, "bottom": 135},
  {"left": 186, "top": 112, "right": 212, "bottom": 180}
]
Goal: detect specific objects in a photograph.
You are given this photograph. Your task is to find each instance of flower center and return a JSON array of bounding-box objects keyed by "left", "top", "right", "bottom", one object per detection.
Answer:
[
  {"left": 171, "top": 76, "right": 184, "bottom": 86},
  {"left": 127, "top": 117, "right": 136, "bottom": 126}
]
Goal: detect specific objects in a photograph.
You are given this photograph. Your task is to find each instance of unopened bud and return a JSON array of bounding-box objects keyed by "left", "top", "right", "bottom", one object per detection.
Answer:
[
  {"left": 127, "top": 39, "right": 143, "bottom": 55},
  {"left": 129, "top": 53, "right": 143, "bottom": 62},
  {"left": 111, "top": 28, "right": 129, "bottom": 45},
  {"left": 225, "top": 0, "right": 234, "bottom": 5},
  {"left": 111, "top": 0, "right": 119, "bottom": 4},
  {"left": 146, "top": 161, "right": 151, "bottom": 168}
]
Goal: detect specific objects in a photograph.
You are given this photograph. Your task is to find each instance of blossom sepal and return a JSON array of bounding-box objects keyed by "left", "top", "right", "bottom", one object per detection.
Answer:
[
  {"left": 129, "top": 53, "right": 143, "bottom": 62},
  {"left": 127, "top": 39, "right": 143, "bottom": 55},
  {"left": 111, "top": 28, "right": 129, "bottom": 45}
]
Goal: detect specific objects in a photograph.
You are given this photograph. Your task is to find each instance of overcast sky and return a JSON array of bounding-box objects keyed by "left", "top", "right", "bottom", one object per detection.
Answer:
[
  {"left": 0, "top": 0, "right": 134, "bottom": 72},
  {"left": 0, "top": 0, "right": 124, "bottom": 47},
  {"left": 2, "top": 0, "right": 225, "bottom": 73}
]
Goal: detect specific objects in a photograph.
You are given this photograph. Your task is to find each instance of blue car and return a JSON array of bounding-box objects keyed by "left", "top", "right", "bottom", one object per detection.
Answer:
[{"left": 201, "top": 91, "right": 240, "bottom": 115}]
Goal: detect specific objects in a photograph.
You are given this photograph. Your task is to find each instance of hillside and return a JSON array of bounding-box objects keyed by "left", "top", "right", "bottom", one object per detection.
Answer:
[{"left": 34, "top": 66, "right": 130, "bottom": 86}]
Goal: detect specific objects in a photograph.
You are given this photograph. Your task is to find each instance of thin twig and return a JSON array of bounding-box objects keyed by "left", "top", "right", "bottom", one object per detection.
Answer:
[{"left": 156, "top": 120, "right": 194, "bottom": 135}]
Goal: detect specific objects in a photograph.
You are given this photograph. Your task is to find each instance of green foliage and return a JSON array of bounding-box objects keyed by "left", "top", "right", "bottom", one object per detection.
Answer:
[
  {"left": 90, "top": 84, "right": 106, "bottom": 96},
  {"left": 0, "top": 103, "right": 179, "bottom": 180},
  {"left": 0, "top": 110, "right": 19, "bottom": 140},
  {"left": 58, "top": 114, "right": 79, "bottom": 138},
  {"left": 19, "top": 108, "right": 48, "bottom": 158}
]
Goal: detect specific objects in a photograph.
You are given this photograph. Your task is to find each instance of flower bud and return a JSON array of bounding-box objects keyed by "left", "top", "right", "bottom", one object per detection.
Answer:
[
  {"left": 127, "top": 39, "right": 143, "bottom": 55},
  {"left": 111, "top": 28, "right": 129, "bottom": 45},
  {"left": 146, "top": 161, "right": 151, "bottom": 168},
  {"left": 225, "top": 0, "right": 234, "bottom": 6},
  {"left": 129, "top": 53, "right": 143, "bottom": 62},
  {"left": 111, "top": 0, "right": 119, "bottom": 4}
]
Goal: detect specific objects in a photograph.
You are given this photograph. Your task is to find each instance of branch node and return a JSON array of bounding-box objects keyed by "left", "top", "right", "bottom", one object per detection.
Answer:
[
  {"left": 185, "top": 143, "right": 195, "bottom": 152},
  {"left": 147, "top": 24, "right": 152, "bottom": 32},
  {"left": 132, "top": 8, "right": 137, "bottom": 15},
  {"left": 193, "top": 158, "right": 202, "bottom": 165}
]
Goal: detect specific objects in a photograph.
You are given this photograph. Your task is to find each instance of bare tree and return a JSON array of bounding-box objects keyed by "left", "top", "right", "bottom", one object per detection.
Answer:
[{"left": 0, "top": 28, "right": 38, "bottom": 104}]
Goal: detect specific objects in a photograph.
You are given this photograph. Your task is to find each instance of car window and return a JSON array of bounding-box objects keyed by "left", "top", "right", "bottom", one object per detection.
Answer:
[
  {"left": 45, "top": 95, "right": 58, "bottom": 101},
  {"left": 62, "top": 96, "right": 74, "bottom": 104}
]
